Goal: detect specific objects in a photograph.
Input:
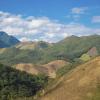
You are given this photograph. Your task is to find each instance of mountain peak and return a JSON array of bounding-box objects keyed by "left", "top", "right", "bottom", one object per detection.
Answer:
[
  {"left": 0, "top": 31, "right": 20, "bottom": 48},
  {"left": 0, "top": 31, "right": 8, "bottom": 36}
]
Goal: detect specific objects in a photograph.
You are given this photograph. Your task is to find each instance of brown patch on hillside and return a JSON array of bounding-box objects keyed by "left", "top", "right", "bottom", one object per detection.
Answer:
[
  {"left": 15, "top": 63, "right": 39, "bottom": 75},
  {"left": 40, "top": 57, "right": 100, "bottom": 100},
  {"left": 0, "top": 48, "right": 6, "bottom": 54},
  {"left": 87, "top": 47, "right": 98, "bottom": 57},
  {"left": 14, "top": 60, "right": 68, "bottom": 78},
  {"left": 15, "top": 42, "right": 36, "bottom": 50},
  {"left": 43, "top": 60, "right": 69, "bottom": 78}
]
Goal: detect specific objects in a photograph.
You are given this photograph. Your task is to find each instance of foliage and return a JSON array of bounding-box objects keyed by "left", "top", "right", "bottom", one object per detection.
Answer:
[
  {"left": 56, "top": 64, "right": 72, "bottom": 77},
  {"left": 0, "top": 35, "right": 100, "bottom": 65},
  {"left": 0, "top": 64, "right": 48, "bottom": 100},
  {"left": 80, "top": 53, "right": 91, "bottom": 62}
]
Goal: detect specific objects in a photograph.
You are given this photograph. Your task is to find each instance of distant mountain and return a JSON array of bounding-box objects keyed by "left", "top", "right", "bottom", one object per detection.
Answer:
[
  {"left": 15, "top": 41, "right": 52, "bottom": 50},
  {"left": 46, "top": 35, "right": 100, "bottom": 60},
  {"left": 0, "top": 31, "right": 20, "bottom": 48},
  {"left": 0, "top": 34, "right": 100, "bottom": 66}
]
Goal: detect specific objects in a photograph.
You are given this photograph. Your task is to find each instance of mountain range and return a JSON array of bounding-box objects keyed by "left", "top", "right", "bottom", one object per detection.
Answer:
[
  {"left": 0, "top": 32, "right": 100, "bottom": 66},
  {"left": 0, "top": 31, "right": 100, "bottom": 100}
]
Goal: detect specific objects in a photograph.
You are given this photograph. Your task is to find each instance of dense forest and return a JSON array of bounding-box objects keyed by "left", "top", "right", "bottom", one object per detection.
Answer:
[{"left": 0, "top": 64, "right": 48, "bottom": 100}]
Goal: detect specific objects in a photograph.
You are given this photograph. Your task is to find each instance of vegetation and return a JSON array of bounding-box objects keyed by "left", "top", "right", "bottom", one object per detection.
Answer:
[
  {"left": 0, "top": 34, "right": 100, "bottom": 100},
  {"left": 0, "top": 64, "right": 48, "bottom": 100},
  {"left": 80, "top": 53, "right": 91, "bottom": 61},
  {"left": 56, "top": 64, "right": 72, "bottom": 77},
  {"left": 0, "top": 35, "right": 100, "bottom": 66}
]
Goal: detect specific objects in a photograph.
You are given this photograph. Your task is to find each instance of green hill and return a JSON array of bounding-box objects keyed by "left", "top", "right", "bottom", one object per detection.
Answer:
[
  {"left": 15, "top": 41, "right": 51, "bottom": 50},
  {"left": 0, "top": 35, "right": 100, "bottom": 66}
]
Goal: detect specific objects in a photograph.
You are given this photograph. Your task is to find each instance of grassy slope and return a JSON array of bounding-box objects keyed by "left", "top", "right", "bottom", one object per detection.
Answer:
[
  {"left": 44, "top": 35, "right": 100, "bottom": 61},
  {"left": 40, "top": 57, "right": 100, "bottom": 100}
]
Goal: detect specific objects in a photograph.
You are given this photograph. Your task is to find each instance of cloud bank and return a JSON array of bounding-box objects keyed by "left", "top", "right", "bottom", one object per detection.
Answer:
[{"left": 0, "top": 11, "right": 100, "bottom": 42}]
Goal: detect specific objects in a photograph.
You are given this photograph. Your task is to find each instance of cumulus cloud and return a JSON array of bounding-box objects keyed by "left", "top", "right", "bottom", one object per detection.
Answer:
[
  {"left": 92, "top": 16, "right": 100, "bottom": 23},
  {"left": 0, "top": 11, "right": 100, "bottom": 42}
]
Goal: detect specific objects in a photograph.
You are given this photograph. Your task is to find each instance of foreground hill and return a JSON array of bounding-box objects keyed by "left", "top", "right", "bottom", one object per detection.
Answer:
[
  {"left": 0, "top": 63, "right": 48, "bottom": 100},
  {"left": 0, "top": 35, "right": 100, "bottom": 65},
  {"left": 0, "top": 31, "right": 20, "bottom": 48},
  {"left": 40, "top": 57, "right": 100, "bottom": 100}
]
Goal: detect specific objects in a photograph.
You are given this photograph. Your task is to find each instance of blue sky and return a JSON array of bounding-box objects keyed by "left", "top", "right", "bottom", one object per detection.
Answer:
[{"left": 0, "top": 0, "right": 100, "bottom": 42}]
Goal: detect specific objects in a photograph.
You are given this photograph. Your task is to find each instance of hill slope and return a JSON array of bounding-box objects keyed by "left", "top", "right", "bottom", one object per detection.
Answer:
[
  {"left": 0, "top": 35, "right": 100, "bottom": 65},
  {"left": 15, "top": 41, "right": 52, "bottom": 50},
  {"left": 44, "top": 35, "right": 100, "bottom": 61},
  {"left": 14, "top": 60, "right": 69, "bottom": 78},
  {"left": 40, "top": 57, "right": 100, "bottom": 100},
  {"left": 0, "top": 63, "right": 48, "bottom": 100}
]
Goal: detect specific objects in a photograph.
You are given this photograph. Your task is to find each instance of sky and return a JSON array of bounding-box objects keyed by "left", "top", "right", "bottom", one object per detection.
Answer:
[{"left": 0, "top": 0, "right": 100, "bottom": 42}]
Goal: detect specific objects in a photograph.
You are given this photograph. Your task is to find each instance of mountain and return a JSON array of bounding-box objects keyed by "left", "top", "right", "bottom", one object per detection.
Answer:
[
  {"left": 0, "top": 35, "right": 100, "bottom": 66},
  {"left": 0, "top": 33, "right": 100, "bottom": 100},
  {"left": 40, "top": 57, "right": 100, "bottom": 100},
  {"left": 45, "top": 35, "right": 100, "bottom": 61},
  {"left": 15, "top": 41, "right": 52, "bottom": 50},
  {"left": 0, "top": 31, "right": 20, "bottom": 48}
]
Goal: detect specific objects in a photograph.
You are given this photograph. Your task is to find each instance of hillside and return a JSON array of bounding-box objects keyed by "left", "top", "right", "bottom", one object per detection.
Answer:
[
  {"left": 0, "top": 63, "right": 48, "bottom": 100},
  {"left": 0, "top": 35, "right": 100, "bottom": 65},
  {"left": 15, "top": 63, "right": 39, "bottom": 75},
  {"left": 15, "top": 41, "right": 52, "bottom": 50},
  {"left": 0, "top": 31, "right": 20, "bottom": 48},
  {"left": 14, "top": 60, "right": 69, "bottom": 78},
  {"left": 44, "top": 35, "right": 100, "bottom": 61},
  {"left": 40, "top": 57, "right": 100, "bottom": 100}
]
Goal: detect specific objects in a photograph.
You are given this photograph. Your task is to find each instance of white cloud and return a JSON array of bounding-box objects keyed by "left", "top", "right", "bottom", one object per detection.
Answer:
[
  {"left": 92, "top": 16, "right": 100, "bottom": 23},
  {"left": 71, "top": 7, "right": 88, "bottom": 14},
  {"left": 20, "top": 37, "right": 31, "bottom": 42},
  {"left": 66, "top": 7, "right": 88, "bottom": 21},
  {"left": 0, "top": 11, "right": 100, "bottom": 42}
]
